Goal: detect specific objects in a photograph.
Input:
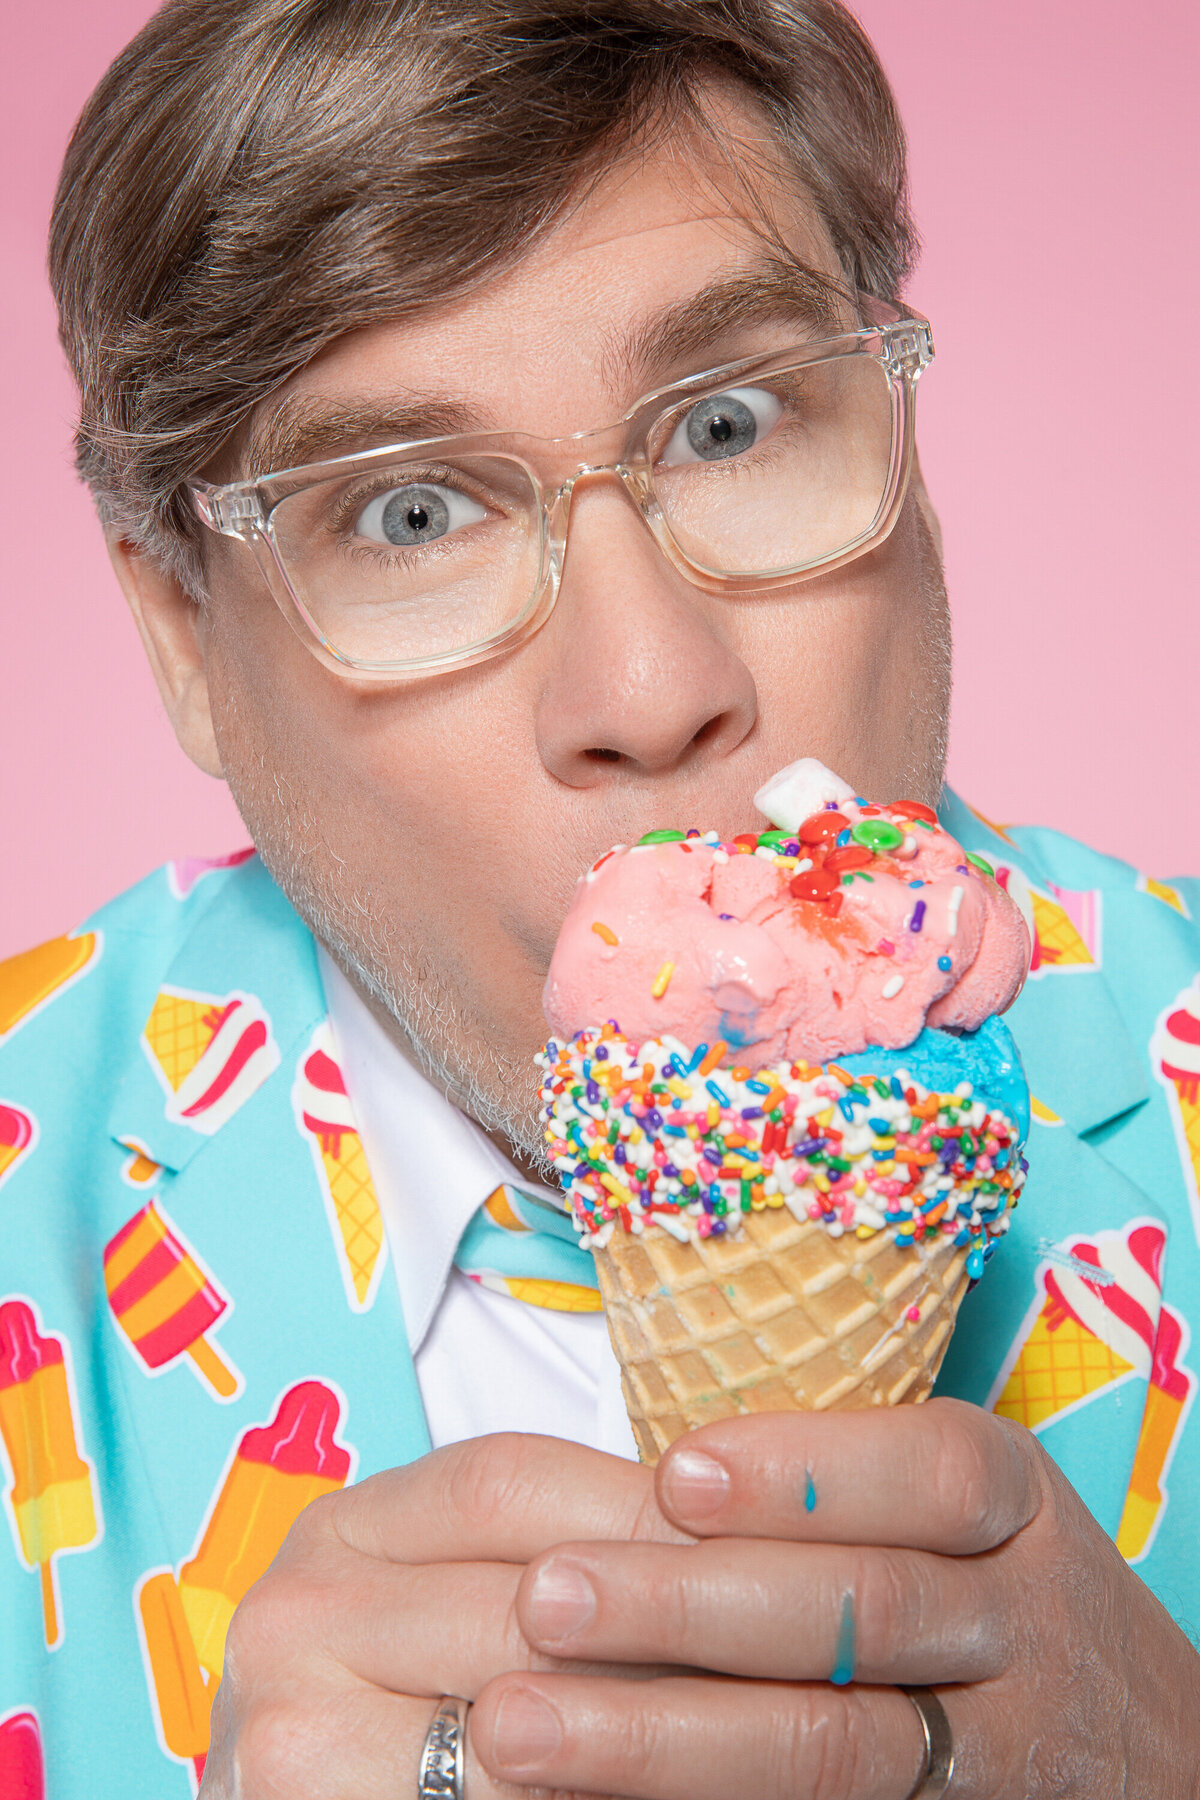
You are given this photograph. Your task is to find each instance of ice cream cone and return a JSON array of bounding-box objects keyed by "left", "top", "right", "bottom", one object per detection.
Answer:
[
  {"left": 595, "top": 1207, "right": 971, "bottom": 1463},
  {"left": 1029, "top": 888, "right": 1096, "bottom": 969},
  {"left": 992, "top": 1297, "right": 1134, "bottom": 1432},
  {"left": 319, "top": 1136, "right": 385, "bottom": 1308},
  {"left": 1153, "top": 983, "right": 1200, "bottom": 1205},
  {"left": 295, "top": 1026, "right": 386, "bottom": 1311},
  {"left": 143, "top": 992, "right": 223, "bottom": 1092}
]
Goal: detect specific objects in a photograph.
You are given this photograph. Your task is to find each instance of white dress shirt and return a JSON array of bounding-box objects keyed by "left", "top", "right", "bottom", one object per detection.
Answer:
[{"left": 318, "top": 947, "right": 638, "bottom": 1460}]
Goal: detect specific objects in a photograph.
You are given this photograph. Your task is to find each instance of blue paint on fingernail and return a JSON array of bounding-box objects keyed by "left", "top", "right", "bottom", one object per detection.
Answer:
[
  {"left": 830, "top": 1591, "right": 856, "bottom": 1686},
  {"left": 804, "top": 1468, "right": 817, "bottom": 1512}
]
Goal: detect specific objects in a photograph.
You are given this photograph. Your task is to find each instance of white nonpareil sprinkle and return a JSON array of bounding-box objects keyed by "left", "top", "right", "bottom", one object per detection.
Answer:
[
  {"left": 947, "top": 885, "right": 964, "bottom": 936},
  {"left": 653, "top": 1211, "right": 692, "bottom": 1243},
  {"left": 881, "top": 974, "right": 905, "bottom": 999}
]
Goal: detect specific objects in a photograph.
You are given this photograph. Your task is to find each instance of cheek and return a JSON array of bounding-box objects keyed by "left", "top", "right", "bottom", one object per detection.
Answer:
[{"left": 729, "top": 495, "right": 948, "bottom": 790}]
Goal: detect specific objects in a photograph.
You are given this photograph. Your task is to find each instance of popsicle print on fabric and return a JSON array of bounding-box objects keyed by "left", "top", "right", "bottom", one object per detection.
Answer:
[
  {"left": 175, "top": 1380, "right": 354, "bottom": 1686},
  {"left": 141, "top": 986, "right": 279, "bottom": 1136},
  {"left": 293, "top": 1023, "right": 387, "bottom": 1312},
  {"left": 0, "top": 931, "right": 99, "bottom": 1044},
  {"left": 0, "top": 1707, "right": 44, "bottom": 1800},
  {"left": 135, "top": 1568, "right": 212, "bottom": 1793},
  {"left": 0, "top": 1298, "right": 102, "bottom": 1650},
  {"left": 988, "top": 1222, "right": 1193, "bottom": 1562},
  {"left": 104, "top": 1201, "right": 242, "bottom": 1401},
  {"left": 0, "top": 1102, "right": 36, "bottom": 1194}
]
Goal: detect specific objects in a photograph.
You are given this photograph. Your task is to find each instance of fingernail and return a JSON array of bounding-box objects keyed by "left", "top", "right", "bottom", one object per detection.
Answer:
[
  {"left": 490, "top": 1688, "right": 563, "bottom": 1770},
  {"left": 526, "top": 1560, "right": 596, "bottom": 1640},
  {"left": 660, "top": 1445, "right": 731, "bottom": 1519}
]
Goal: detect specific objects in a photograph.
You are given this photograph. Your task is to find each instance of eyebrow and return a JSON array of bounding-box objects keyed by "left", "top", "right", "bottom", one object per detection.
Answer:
[
  {"left": 242, "top": 395, "right": 481, "bottom": 482},
  {"left": 239, "top": 258, "right": 850, "bottom": 480},
  {"left": 603, "top": 258, "right": 850, "bottom": 393}
]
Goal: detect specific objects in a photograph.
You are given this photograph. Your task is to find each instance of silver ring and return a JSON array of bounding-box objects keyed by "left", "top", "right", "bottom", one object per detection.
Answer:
[
  {"left": 418, "top": 1695, "right": 468, "bottom": 1800},
  {"left": 901, "top": 1687, "right": 954, "bottom": 1798}
]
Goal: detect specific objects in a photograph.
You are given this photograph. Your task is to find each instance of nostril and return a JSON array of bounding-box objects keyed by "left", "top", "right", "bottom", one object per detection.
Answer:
[{"left": 585, "top": 747, "right": 621, "bottom": 762}]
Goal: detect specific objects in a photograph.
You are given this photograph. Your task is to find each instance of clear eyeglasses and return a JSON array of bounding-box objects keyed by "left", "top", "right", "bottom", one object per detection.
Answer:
[{"left": 189, "top": 297, "right": 933, "bottom": 680}]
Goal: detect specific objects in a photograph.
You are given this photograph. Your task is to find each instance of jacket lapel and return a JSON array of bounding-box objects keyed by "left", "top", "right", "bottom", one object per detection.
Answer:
[{"left": 94, "top": 857, "right": 429, "bottom": 1710}]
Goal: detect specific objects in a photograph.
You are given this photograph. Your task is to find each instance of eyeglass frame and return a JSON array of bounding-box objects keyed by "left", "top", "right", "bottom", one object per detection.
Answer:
[{"left": 188, "top": 297, "right": 934, "bottom": 682}]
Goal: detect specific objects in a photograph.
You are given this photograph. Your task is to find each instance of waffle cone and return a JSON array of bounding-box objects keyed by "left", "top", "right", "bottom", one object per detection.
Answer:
[
  {"left": 594, "top": 1206, "right": 971, "bottom": 1464},
  {"left": 320, "top": 1134, "right": 385, "bottom": 1308},
  {"left": 992, "top": 1300, "right": 1133, "bottom": 1433},
  {"left": 144, "top": 993, "right": 220, "bottom": 1092},
  {"left": 1169, "top": 1085, "right": 1200, "bottom": 1189}
]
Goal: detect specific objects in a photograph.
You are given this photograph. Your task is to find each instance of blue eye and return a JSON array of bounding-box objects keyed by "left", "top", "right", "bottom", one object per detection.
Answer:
[
  {"left": 661, "top": 387, "right": 784, "bottom": 466},
  {"left": 354, "top": 482, "right": 486, "bottom": 546}
]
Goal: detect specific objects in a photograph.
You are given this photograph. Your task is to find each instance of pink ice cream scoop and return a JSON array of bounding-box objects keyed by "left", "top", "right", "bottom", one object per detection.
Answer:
[{"left": 544, "top": 759, "right": 1030, "bottom": 1066}]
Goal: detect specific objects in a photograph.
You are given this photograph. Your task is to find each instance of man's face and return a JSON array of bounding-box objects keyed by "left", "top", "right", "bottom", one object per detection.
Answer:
[{"left": 185, "top": 103, "right": 950, "bottom": 1156}]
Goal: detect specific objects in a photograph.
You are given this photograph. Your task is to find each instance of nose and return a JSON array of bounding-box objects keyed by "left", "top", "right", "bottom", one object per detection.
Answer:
[{"left": 533, "top": 477, "right": 758, "bottom": 787}]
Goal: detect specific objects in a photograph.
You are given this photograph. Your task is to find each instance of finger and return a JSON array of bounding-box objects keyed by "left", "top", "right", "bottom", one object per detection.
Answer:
[
  {"left": 516, "top": 1539, "right": 1004, "bottom": 1685},
  {"left": 250, "top": 1533, "right": 677, "bottom": 1698},
  {"left": 473, "top": 1672, "right": 942, "bottom": 1800},
  {"left": 655, "top": 1399, "right": 1041, "bottom": 1554},
  {"left": 326, "top": 1432, "right": 688, "bottom": 1566},
  {"left": 205, "top": 1679, "right": 551, "bottom": 1800}
]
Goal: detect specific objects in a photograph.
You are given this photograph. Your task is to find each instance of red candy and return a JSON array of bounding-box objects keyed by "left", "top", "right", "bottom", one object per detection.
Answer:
[
  {"left": 890, "top": 800, "right": 938, "bottom": 825},
  {"left": 790, "top": 867, "right": 839, "bottom": 901},
  {"left": 825, "top": 844, "right": 873, "bottom": 873},
  {"left": 797, "top": 811, "right": 849, "bottom": 844}
]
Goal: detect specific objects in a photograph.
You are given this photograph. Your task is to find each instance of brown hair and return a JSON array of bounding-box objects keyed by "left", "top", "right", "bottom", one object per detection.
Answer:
[{"left": 49, "top": 0, "right": 917, "bottom": 594}]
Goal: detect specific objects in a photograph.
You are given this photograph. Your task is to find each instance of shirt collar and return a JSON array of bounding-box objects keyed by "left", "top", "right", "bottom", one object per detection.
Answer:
[{"left": 316, "top": 946, "right": 562, "bottom": 1353}]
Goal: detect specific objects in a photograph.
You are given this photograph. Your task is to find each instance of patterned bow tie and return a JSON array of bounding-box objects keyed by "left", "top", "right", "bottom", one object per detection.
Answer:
[{"left": 453, "top": 1185, "right": 602, "bottom": 1312}]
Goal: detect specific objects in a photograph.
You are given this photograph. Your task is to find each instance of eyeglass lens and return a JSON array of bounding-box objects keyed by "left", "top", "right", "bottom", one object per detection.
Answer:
[{"left": 267, "top": 352, "right": 895, "bottom": 666}]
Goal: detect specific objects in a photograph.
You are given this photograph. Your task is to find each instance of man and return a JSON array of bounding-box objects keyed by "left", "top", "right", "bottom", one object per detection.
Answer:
[{"left": 2, "top": 1, "right": 1198, "bottom": 1795}]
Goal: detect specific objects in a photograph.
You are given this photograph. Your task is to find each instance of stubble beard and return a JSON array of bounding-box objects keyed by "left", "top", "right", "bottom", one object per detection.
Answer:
[{"left": 225, "top": 777, "right": 557, "bottom": 1176}]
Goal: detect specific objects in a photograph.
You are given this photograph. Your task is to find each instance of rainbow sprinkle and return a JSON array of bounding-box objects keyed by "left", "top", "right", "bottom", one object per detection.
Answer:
[{"left": 538, "top": 1026, "right": 1027, "bottom": 1280}]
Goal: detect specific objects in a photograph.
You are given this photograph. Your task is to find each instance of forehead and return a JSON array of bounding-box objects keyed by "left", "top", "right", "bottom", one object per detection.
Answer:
[{"left": 253, "top": 104, "right": 845, "bottom": 448}]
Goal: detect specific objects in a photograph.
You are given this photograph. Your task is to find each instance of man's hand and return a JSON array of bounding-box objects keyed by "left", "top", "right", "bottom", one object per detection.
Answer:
[
  {"left": 468, "top": 1400, "right": 1200, "bottom": 1800},
  {"left": 199, "top": 1433, "right": 686, "bottom": 1799}
]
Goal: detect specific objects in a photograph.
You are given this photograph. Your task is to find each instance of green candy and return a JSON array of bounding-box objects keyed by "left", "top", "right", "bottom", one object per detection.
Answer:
[
  {"left": 637, "top": 828, "right": 686, "bottom": 845},
  {"left": 851, "top": 818, "right": 905, "bottom": 853},
  {"left": 756, "top": 829, "right": 788, "bottom": 848},
  {"left": 967, "top": 852, "right": 996, "bottom": 878}
]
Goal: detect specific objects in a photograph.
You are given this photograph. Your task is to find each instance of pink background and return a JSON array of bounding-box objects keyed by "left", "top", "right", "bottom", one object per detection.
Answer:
[{"left": 3, "top": 1, "right": 1196, "bottom": 958}]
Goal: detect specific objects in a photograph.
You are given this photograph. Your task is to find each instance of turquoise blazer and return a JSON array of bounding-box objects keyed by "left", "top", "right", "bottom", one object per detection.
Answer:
[{"left": 0, "top": 793, "right": 1197, "bottom": 1795}]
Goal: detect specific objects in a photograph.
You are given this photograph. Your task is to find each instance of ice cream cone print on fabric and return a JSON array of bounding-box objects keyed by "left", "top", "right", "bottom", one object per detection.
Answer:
[
  {"left": 178, "top": 1381, "right": 354, "bottom": 1683},
  {"left": 0, "top": 1103, "right": 35, "bottom": 1193},
  {"left": 989, "top": 1223, "right": 1193, "bottom": 1560},
  {"left": 990, "top": 1225, "right": 1160, "bottom": 1431},
  {"left": 142, "top": 987, "right": 279, "bottom": 1136},
  {"left": 1152, "top": 980, "right": 1200, "bottom": 1236},
  {"left": 135, "top": 1568, "right": 212, "bottom": 1789},
  {"left": 293, "top": 1025, "right": 387, "bottom": 1312},
  {"left": 104, "top": 1201, "right": 242, "bottom": 1400},
  {"left": 992, "top": 864, "right": 1099, "bottom": 977},
  {"left": 0, "top": 1299, "right": 102, "bottom": 1649},
  {"left": 1137, "top": 873, "right": 1191, "bottom": 918},
  {"left": 0, "top": 932, "right": 98, "bottom": 1043}
]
